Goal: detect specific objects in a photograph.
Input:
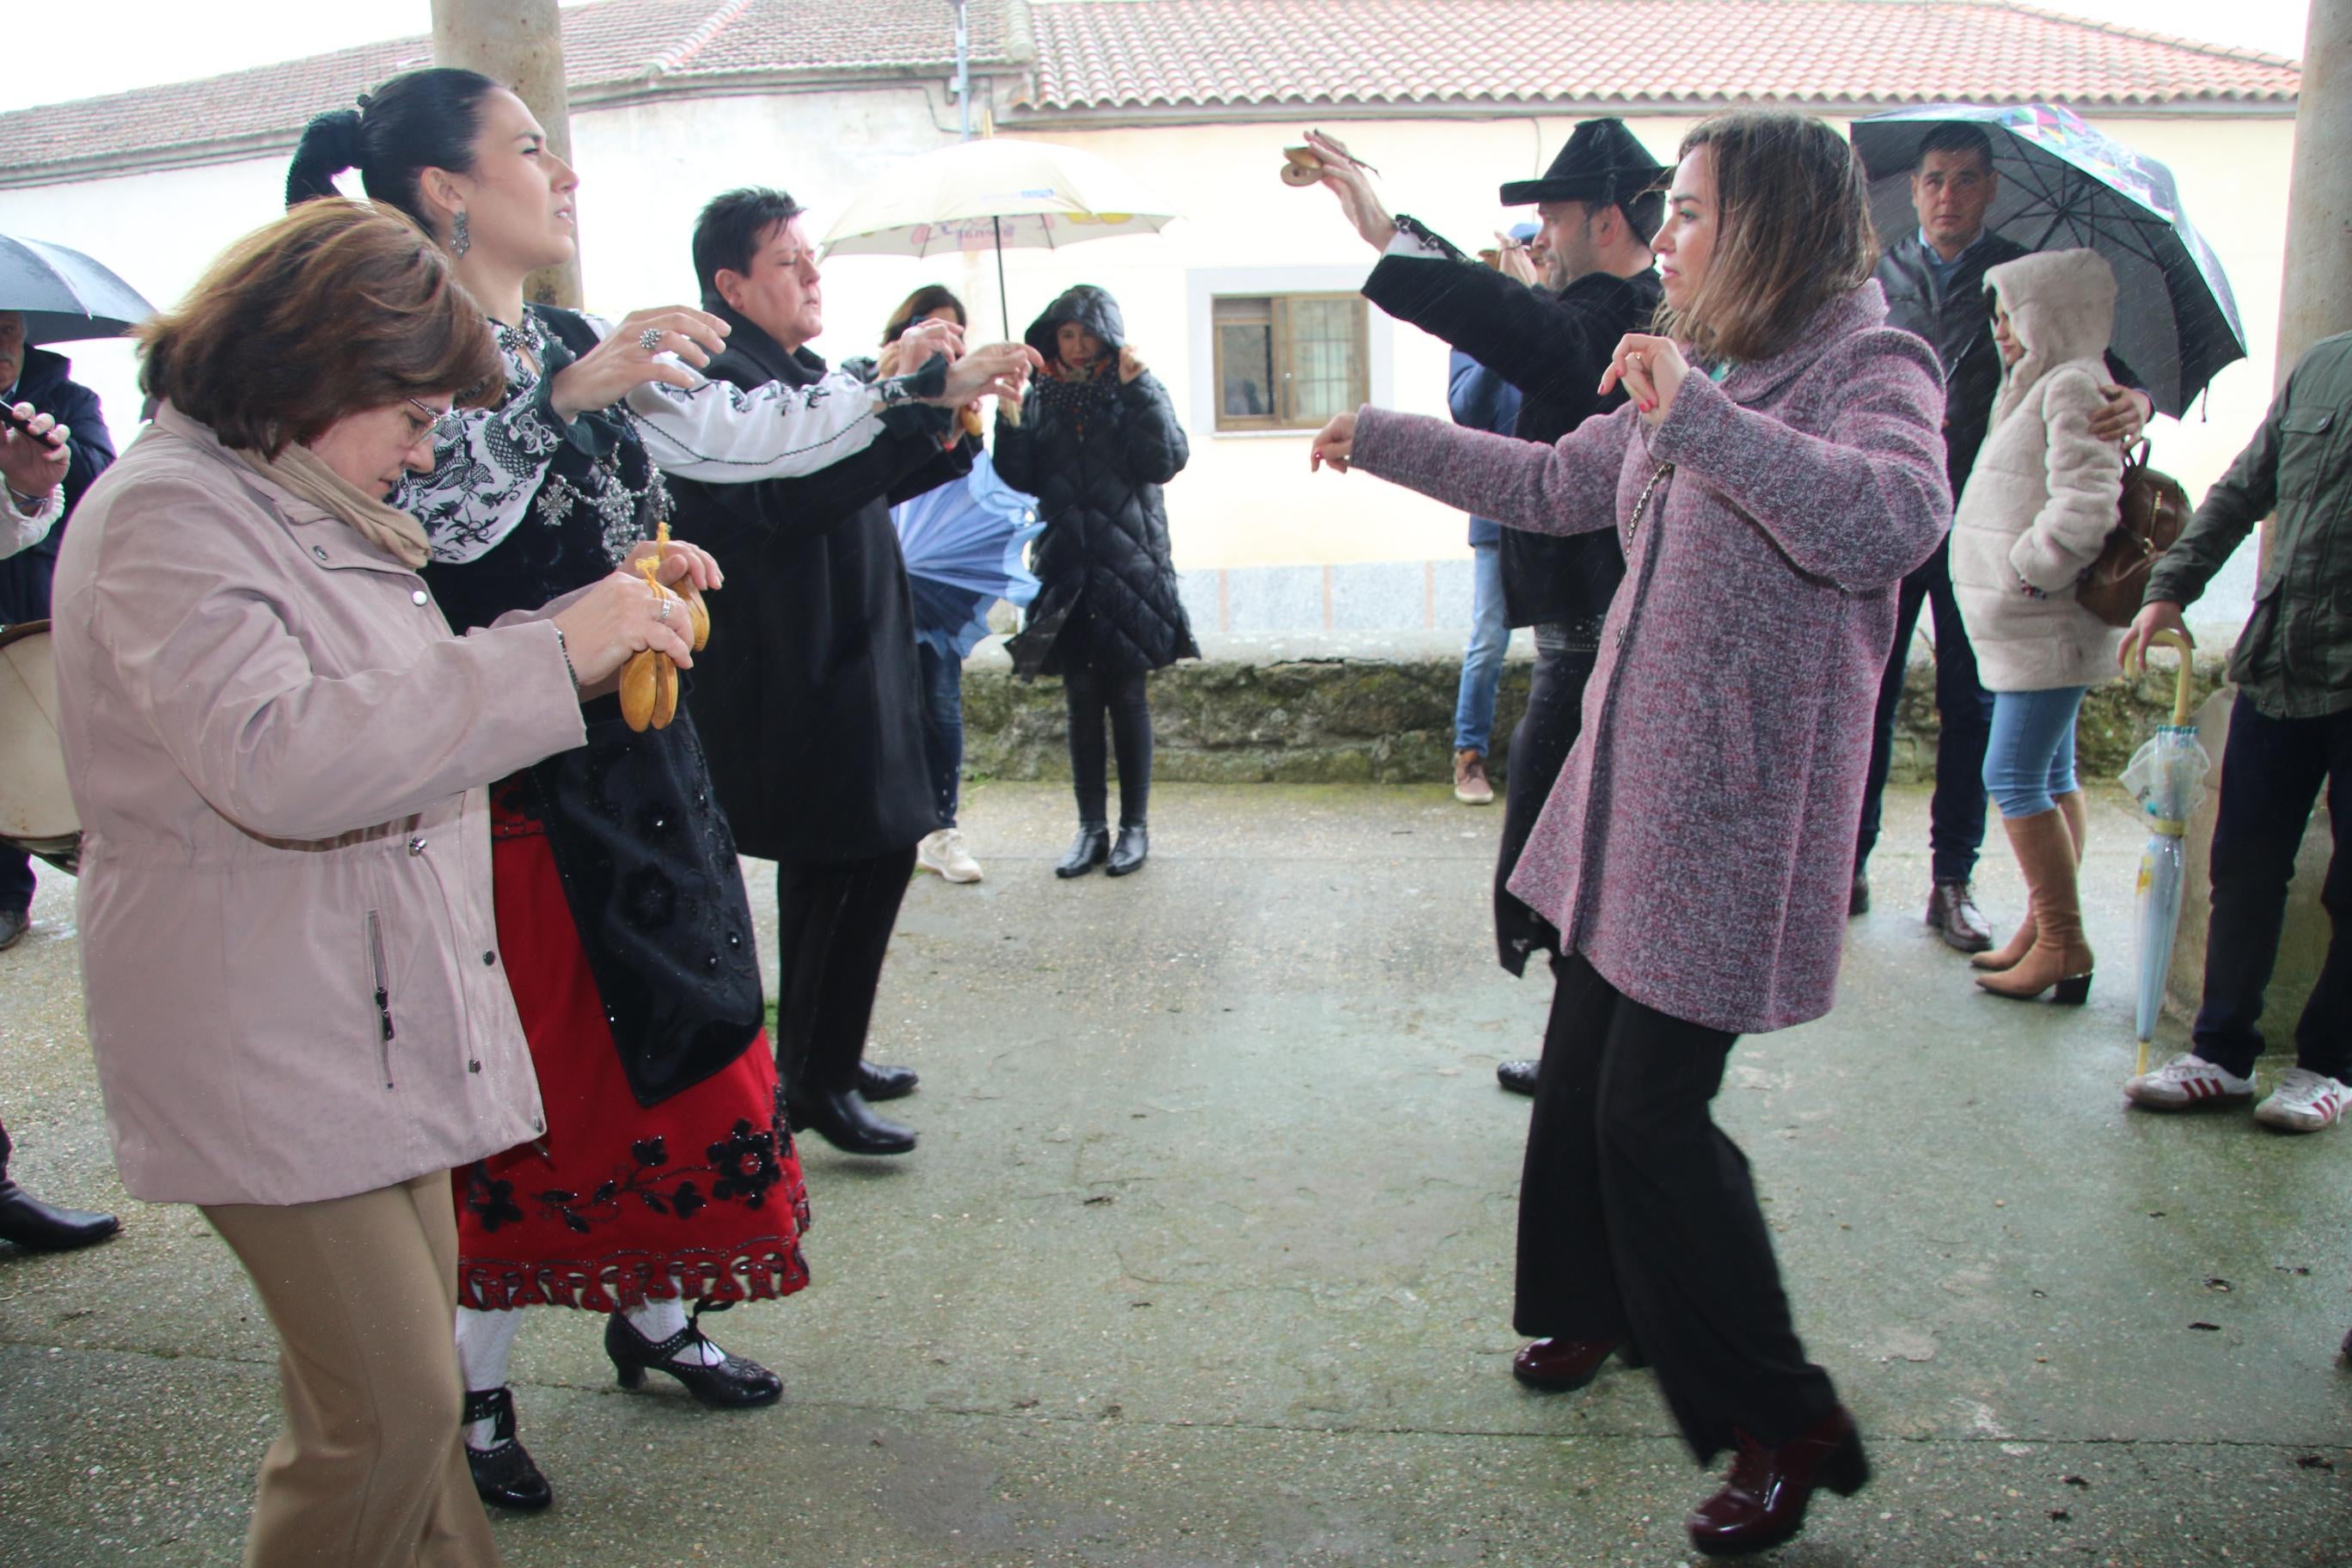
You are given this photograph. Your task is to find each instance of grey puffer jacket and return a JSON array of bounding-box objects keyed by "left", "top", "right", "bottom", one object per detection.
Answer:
[
  {"left": 993, "top": 285, "right": 1197, "bottom": 677},
  {"left": 1951, "top": 248, "right": 2128, "bottom": 692}
]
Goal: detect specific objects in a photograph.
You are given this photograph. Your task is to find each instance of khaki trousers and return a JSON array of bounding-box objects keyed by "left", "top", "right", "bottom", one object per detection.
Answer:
[{"left": 204, "top": 1172, "right": 499, "bottom": 1568}]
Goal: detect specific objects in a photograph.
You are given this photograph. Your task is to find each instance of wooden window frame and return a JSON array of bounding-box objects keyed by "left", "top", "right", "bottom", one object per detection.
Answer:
[{"left": 1210, "top": 291, "right": 1370, "bottom": 433}]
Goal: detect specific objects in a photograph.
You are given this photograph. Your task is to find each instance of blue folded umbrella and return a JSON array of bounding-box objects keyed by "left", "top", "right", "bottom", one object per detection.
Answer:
[{"left": 893, "top": 452, "right": 1043, "bottom": 658}]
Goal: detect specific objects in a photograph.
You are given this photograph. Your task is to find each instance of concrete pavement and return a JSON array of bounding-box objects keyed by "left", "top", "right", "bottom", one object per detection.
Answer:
[{"left": 1, "top": 783, "right": 2347, "bottom": 1566}]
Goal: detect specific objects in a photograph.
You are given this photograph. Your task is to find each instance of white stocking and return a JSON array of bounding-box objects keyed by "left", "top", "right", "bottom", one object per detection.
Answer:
[
  {"left": 455, "top": 1307, "right": 524, "bottom": 1450},
  {"left": 624, "top": 1296, "right": 726, "bottom": 1366}
]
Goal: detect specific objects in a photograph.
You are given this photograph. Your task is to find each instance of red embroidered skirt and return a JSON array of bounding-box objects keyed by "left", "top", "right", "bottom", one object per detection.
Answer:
[{"left": 454, "top": 809, "right": 812, "bottom": 1313}]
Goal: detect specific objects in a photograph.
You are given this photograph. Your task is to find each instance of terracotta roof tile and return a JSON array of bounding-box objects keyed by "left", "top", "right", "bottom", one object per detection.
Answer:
[{"left": 1020, "top": 0, "right": 2300, "bottom": 113}]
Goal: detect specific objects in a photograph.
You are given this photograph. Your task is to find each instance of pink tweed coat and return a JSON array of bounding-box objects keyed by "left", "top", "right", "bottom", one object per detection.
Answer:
[{"left": 1354, "top": 282, "right": 1950, "bottom": 1033}]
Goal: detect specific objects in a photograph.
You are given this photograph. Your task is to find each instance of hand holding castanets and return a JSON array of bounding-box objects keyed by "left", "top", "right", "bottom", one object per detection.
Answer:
[{"left": 1599, "top": 334, "right": 1692, "bottom": 426}]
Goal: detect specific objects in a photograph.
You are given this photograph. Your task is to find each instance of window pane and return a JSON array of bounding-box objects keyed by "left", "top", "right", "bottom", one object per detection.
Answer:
[
  {"left": 1219, "top": 322, "right": 1275, "bottom": 418},
  {"left": 1213, "top": 295, "right": 1271, "bottom": 325},
  {"left": 1284, "top": 297, "right": 1362, "bottom": 424}
]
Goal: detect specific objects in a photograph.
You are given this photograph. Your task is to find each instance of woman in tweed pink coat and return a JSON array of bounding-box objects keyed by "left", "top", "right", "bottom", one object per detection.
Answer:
[{"left": 1313, "top": 114, "right": 1951, "bottom": 1557}]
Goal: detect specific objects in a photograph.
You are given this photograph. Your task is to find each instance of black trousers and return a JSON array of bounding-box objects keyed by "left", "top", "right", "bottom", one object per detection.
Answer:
[
  {"left": 1064, "top": 665, "right": 1153, "bottom": 828},
  {"left": 1495, "top": 628, "right": 1596, "bottom": 974},
  {"left": 1855, "top": 540, "right": 1995, "bottom": 885},
  {"left": 771, "top": 847, "right": 918, "bottom": 1095},
  {"left": 1516, "top": 954, "right": 1838, "bottom": 1462},
  {"left": 2190, "top": 695, "right": 2352, "bottom": 1081}
]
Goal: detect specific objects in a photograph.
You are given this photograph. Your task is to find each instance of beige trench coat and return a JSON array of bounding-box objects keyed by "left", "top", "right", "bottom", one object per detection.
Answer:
[{"left": 51, "top": 404, "right": 588, "bottom": 1206}]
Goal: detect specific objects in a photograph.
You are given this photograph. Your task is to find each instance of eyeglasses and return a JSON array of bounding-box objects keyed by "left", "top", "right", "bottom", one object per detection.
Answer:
[{"left": 404, "top": 397, "right": 459, "bottom": 444}]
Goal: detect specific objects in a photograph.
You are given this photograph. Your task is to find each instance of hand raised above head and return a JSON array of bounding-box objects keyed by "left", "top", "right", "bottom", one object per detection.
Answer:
[{"left": 1303, "top": 130, "right": 1398, "bottom": 251}]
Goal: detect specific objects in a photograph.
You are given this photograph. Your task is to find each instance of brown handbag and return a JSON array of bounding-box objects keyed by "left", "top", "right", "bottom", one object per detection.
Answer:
[{"left": 2075, "top": 438, "right": 2190, "bottom": 628}]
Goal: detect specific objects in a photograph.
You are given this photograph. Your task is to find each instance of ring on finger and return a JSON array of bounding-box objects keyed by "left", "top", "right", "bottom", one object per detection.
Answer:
[
  {"left": 638, "top": 328, "right": 665, "bottom": 352},
  {"left": 656, "top": 597, "right": 672, "bottom": 622}
]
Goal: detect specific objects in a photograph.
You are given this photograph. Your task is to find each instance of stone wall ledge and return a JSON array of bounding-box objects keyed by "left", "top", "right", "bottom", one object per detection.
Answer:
[{"left": 959, "top": 631, "right": 2234, "bottom": 787}]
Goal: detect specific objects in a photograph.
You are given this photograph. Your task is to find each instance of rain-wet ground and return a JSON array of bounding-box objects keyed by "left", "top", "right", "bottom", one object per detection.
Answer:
[{"left": 1, "top": 781, "right": 2346, "bottom": 1567}]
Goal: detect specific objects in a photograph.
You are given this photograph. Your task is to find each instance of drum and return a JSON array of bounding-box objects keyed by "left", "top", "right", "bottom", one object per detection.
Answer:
[{"left": 0, "top": 621, "right": 79, "bottom": 876}]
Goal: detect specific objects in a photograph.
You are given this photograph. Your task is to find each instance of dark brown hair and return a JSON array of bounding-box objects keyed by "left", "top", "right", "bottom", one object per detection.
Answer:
[
  {"left": 883, "top": 285, "right": 967, "bottom": 344},
  {"left": 139, "top": 199, "right": 501, "bottom": 456},
  {"left": 1657, "top": 113, "right": 1880, "bottom": 365}
]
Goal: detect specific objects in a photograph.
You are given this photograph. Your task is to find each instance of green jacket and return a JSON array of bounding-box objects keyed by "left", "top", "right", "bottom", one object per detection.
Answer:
[{"left": 2147, "top": 332, "right": 2352, "bottom": 719}]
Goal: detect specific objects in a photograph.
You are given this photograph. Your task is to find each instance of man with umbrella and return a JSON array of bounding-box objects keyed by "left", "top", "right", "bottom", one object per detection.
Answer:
[
  {"left": 0, "top": 309, "right": 118, "bottom": 1253},
  {"left": 1305, "top": 119, "right": 1667, "bottom": 1105},
  {"left": 667, "top": 187, "right": 1038, "bottom": 1157},
  {"left": 1850, "top": 122, "right": 2153, "bottom": 951},
  {"left": 2121, "top": 332, "right": 2352, "bottom": 1132}
]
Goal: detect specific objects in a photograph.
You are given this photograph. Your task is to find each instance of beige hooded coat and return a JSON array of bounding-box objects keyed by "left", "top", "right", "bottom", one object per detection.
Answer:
[
  {"left": 51, "top": 405, "right": 589, "bottom": 1207},
  {"left": 1950, "top": 248, "right": 2128, "bottom": 691}
]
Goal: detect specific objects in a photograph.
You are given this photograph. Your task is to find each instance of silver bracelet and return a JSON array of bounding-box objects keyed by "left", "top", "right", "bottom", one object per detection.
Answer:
[{"left": 550, "top": 623, "right": 580, "bottom": 692}]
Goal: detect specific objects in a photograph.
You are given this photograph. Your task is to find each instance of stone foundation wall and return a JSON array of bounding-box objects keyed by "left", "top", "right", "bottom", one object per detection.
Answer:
[{"left": 959, "top": 638, "right": 2231, "bottom": 787}]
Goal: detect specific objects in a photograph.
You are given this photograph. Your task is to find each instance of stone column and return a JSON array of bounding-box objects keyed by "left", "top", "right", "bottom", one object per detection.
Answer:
[
  {"left": 2165, "top": 0, "right": 2341, "bottom": 1022},
  {"left": 430, "top": 0, "right": 581, "bottom": 308}
]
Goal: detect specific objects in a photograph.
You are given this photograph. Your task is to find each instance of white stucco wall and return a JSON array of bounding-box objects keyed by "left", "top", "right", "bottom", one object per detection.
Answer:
[{"left": 0, "top": 93, "right": 2292, "bottom": 632}]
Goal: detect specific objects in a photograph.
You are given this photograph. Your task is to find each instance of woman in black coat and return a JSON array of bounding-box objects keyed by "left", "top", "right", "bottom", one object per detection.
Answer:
[{"left": 994, "top": 285, "right": 1195, "bottom": 877}]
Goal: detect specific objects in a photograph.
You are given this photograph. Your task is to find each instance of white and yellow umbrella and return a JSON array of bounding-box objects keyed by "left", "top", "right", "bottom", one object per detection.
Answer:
[{"left": 819, "top": 138, "right": 1178, "bottom": 334}]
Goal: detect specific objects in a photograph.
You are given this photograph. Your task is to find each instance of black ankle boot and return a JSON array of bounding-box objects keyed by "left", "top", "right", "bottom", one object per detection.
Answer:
[
  {"left": 0, "top": 1179, "right": 119, "bottom": 1251},
  {"left": 854, "top": 1060, "right": 919, "bottom": 1101},
  {"left": 605, "top": 1306, "right": 782, "bottom": 1408},
  {"left": 1106, "top": 823, "right": 1149, "bottom": 877},
  {"left": 785, "top": 1087, "right": 916, "bottom": 1155},
  {"left": 462, "top": 1386, "right": 551, "bottom": 1511},
  {"left": 1056, "top": 822, "right": 1110, "bottom": 878}
]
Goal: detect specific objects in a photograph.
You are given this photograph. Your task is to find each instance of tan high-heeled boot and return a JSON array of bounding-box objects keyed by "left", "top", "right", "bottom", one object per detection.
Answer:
[
  {"left": 1972, "top": 791, "right": 2088, "bottom": 972},
  {"left": 1975, "top": 806, "right": 2093, "bottom": 1002}
]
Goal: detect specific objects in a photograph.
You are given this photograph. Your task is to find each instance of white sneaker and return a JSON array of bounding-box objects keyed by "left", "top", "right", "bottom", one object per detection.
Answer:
[
  {"left": 2124, "top": 1052, "right": 2255, "bottom": 1110},
  {"left": 916, "top": 827, "right": 983, "bottom": 885},
  {"left": 2254, "top": 1068, "right": 2349, "bottom": 1133}
]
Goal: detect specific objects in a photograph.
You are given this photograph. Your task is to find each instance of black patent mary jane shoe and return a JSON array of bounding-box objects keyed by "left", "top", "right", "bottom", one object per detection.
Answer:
[
  {"left": 605, "top": 1308, "right": 783, "bottom": 1409},
  {"left": 855, "top": 1060, "right": 920, "bottom": 1102},
  {"left": 462, "top": 1386, "right": 551, "bottom": 1512},
  {"left": 1106, "top": 824, "right": 1149, "bottom": 877},
  {"left": 787, "top": 1087, "right": 917, "bottom": 1155},
  {"left": 1056, "top": 823, "right": 1111, "bottom": 879}
]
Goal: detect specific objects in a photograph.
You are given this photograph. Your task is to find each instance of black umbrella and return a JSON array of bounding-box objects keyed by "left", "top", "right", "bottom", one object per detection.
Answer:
[
  {"left": 0, "top": 231, "right": 155, "bottom": 345},
  {"left": 1851, "top": 104, "right": 2246, "bottom": 417}
]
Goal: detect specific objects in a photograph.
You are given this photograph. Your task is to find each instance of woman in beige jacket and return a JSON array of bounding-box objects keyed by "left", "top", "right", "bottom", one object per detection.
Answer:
[
  {"left": 1950, "top": 248, "right": 2127, "bottom": 1003},
  {"left": 50, "top": 201, "right": 707, "bottom": 1568}
]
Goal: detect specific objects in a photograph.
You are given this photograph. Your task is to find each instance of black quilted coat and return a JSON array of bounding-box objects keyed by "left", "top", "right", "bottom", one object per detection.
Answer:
[{"left": 993, "top": 285, "right": 1197, "bottom": 677}]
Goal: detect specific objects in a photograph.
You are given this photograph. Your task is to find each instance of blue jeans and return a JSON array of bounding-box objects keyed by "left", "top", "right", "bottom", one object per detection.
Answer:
[
  {"left": 1981, "top": 686, "right": 2086, "bottom": 819},
  {"left": 916, "top": 643, "right": 964, "bottom": 830},
  {"left": 1453, "top": 542, "right": 1509, "bottom": 755},
  {"left": 2190, "top": 695, "right": 2352, "bottom": 1081},
  {"left": 1855, "top": 542, "right": 1995, "bottom": 883}
]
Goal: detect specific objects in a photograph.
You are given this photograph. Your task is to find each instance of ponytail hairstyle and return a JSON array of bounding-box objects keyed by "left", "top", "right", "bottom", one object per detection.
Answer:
[{"left": 285, "top": 68, "right": 502, "bottom": 236}]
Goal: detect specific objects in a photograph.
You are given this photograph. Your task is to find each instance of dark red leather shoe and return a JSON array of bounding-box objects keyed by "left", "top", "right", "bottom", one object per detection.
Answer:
[
  {"left": 1510, "top": 1337, "right": 1634, "bottom": 1391},
  {"left": 1687, "top": 1406, "right": 1869, "bottom": 1557}
]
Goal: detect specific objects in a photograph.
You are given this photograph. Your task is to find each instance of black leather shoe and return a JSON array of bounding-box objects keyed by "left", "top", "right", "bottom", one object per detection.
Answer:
[
  {"left": 1106, "top": 824, "right": 1149, "bottom": 877},
  {"left": 462, "top": 1386, "right": 551, "bottom": 1512},
  {"left": 1847, "top": 871, "right": 1870, "bottom": 916},
  {"left": 1056, "top": 823, "right": 1110, "bottom": 879},
  {"left": 605, "top": 1308, "right": 782, "bottom": 1409},
  {"left": 1496, "top": 1059, "right": 1539, "bottom": 1096},
  {"left": 1926, "top": 879, "right": 1994, "bottom": 952},
  {"left": 786, "top": 1087, "right": 916, "bottom": 1155},
  {"left": 855, "top": 1060, "right": 919, "bottom": 1101},
  {"left": 0, "top": 1179, "right": 119, "bottom": 1251},
  {"left": 0, "top": 907, "right": 26, "bottom": 952}
]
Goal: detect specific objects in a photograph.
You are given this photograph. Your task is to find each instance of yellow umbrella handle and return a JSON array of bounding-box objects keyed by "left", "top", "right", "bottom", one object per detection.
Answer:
[{"left": 2150, "top": 628, "right": 2196, "bottom": 726}]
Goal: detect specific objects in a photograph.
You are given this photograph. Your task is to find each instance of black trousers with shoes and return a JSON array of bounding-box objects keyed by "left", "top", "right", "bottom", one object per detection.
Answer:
[
  {"left": 1494, "top": 628, "right": 1596, "bottom": 973},
  {"left": 1516, "top": 953, "right": 1839, "bottom": 1462},
  {"left": 771, "top": 848, "right": 918, "bottom": 1095},
  {"left": 1064, "top": 665, "right": 1153, "bottom": 828}
]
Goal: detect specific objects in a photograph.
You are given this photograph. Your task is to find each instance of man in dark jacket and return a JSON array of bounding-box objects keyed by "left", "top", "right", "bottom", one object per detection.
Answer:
[
  {"left": 0, "top": 311, "right": 115, "bottom": 952},
  {"left": 1308, "top": 121, "right": 1666, "bottom": 1101},
  {"left": 668, "top": 189, "right": 1036, "bottom": 1156},
  {"left": 2122, "top": 331, "right": 2352, "bottom": 1131},
  {"left": 0, "top": 310, "right": 119, "bottom": 1253},
  {"left": 1853, "top": 123, "right": 2150, "bottom": 949}
]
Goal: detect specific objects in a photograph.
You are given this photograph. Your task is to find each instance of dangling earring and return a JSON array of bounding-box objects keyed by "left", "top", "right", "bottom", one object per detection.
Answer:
[{"left": 450, "top": 210, "right": 472, "bottom": 258}]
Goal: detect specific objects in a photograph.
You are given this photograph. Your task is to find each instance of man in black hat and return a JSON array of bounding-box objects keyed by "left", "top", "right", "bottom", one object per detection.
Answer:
[{"left": 1305, "top": 120, "right": 1665, "bottom": 1104}]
